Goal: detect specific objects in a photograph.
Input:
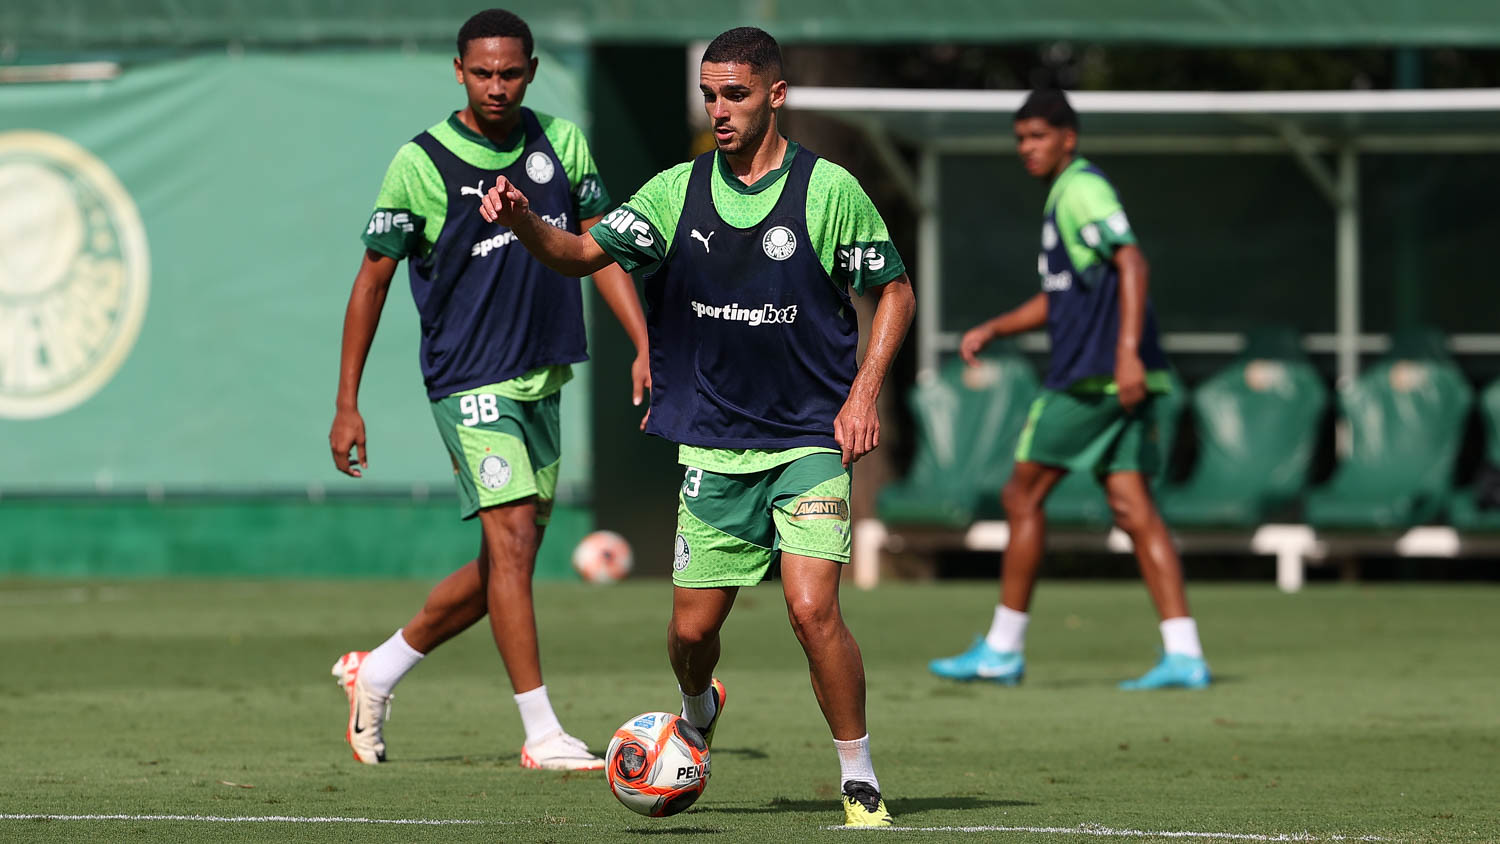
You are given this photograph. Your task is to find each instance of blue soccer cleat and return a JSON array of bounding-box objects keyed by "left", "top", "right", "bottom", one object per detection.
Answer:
[
  {"left": 928, "top": 637, "right": 1025, "bottom": 685},
  {"left": 1119, "top": 652, "right": 1212, "bottom": 690}
]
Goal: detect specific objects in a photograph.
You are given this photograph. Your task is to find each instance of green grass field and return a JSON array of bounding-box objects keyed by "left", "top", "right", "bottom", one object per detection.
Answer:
[{"left": 1, "top": 579, "right": 1496, "bottom": 843}]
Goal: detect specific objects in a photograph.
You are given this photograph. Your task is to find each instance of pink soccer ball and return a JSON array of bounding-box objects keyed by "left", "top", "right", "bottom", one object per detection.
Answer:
[{"left": 572, "top": 530, "right": 633, "bottom": 584}]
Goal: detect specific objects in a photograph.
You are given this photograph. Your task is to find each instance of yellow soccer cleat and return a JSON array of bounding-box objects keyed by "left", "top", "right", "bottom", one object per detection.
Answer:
[
  {"left": 841, "top": 780, "right": 894, "bottom": 827},
  {"left": 699, "top": 677, "right": 727, "bottom": 749}
]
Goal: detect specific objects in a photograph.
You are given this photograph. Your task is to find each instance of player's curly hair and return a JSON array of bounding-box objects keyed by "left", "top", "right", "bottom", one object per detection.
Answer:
[
  {"left": 701, "top": 26, "right": 783, "bottom": 79},
  {"left": 1015, "top": 89, "right": 1079, "bottom": 131},
  {"left": 457, "top": 9, "right": 533, "bottom": 59}
]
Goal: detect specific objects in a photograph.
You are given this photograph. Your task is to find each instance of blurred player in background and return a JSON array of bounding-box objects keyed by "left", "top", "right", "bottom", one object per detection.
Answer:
[
  {"left": 478, "top": 26, "right": 915, "bottom": 827},
  {"left": 327, "top": 8, "right": 649, "bottom": 768},
  {"left": 929, "top": 89, "right": 1210, "bottom": 690}
]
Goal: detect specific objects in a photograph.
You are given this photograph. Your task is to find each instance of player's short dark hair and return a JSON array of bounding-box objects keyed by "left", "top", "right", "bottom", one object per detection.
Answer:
[
  {"left": 701, "top": 27, "right": 783, "bottom": 80},
  {"left": 1015, "top": 89, "right": 1079, "bottom": 131},
  {"left": 457, "top": 9, "right": 533, "bottom": 59}
]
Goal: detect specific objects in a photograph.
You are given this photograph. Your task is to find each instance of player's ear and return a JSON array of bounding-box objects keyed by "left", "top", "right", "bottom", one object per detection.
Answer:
[
  {"left": 453, "top": 55, "right": 464, "bottom": 84},
  {"left": 1062, "top": 127, "right": 1078, "bottom": 155},
  {"left": 527, "top": 56, "right": 539, "bottom": 82},
  {"left": 768, "top": 78, "right": 788, "bottom": 110}
]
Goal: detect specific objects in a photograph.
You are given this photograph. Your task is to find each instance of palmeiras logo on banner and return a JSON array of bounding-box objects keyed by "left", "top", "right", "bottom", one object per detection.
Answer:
[{"left": 0, "top": 131, "right": 150, "bottom": 419}]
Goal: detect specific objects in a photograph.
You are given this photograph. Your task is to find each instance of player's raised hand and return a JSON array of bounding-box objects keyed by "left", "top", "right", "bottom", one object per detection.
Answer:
[
  {"left": 479, "top": 176, "right": 531, "bottom": 225},
  {"left": 959, "top": 323, "right": 995, "bottom": 367},
  {"left": 330, "top": 407, "right": 368, "bottom": 478},
  {"left": 834, "top": 394, "right": 881, "bottom": 467}
]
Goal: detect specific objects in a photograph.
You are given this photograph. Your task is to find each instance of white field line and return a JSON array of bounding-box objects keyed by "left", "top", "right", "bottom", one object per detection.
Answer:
[
  {"left": 830, "top": 824, "right": 1389, "bottom": 841},
  {"left": 0, "top": 814, "right": 485, "bottom": 825}
]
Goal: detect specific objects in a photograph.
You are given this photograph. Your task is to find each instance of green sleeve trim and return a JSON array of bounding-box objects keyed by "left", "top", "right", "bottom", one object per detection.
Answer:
[
  {"left": 361, "top": 207, "right": 427, "bottom": 260},
  {"left": 806, "top": 158, "right": 906, "bottom": 295},
  {"left": 1066, "top": 370, "right": 1174, "bottom": 395},
  {"left": 589, "top": 162, "right": 691, "bottom": 272},
  {"left": 837, "top": 242, "right": 907, "bottom": 294},
  {"left": 591, "top": 204, "right": 667, "bottom": 273},
  {"left": 678, "top": 445, "right": 838, "bottom": 474}
]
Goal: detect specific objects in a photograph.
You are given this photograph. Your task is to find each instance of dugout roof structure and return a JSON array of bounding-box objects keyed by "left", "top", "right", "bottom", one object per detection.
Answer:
[
  {"left": 7, "top": 0, "right": 1500, "bottom": 51},
  {"left": 785, "top": 87, "right": 1500, "bottom": 384}
]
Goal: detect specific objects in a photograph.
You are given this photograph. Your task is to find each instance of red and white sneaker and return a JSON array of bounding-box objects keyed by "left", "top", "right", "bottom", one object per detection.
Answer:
[
  {"left": 519, "top": 730, "right": 605, "bottom": 771},
  {"left": 331, "top": 651, "right": 390, "bottom": 764}
]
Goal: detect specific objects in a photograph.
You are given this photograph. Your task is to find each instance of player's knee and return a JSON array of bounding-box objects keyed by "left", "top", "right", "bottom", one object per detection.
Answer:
[
  {"left": 785, "top": 595, "right": 838, "bottom": 642},
  {"left": 667, "top": 615, "right": 715, "bottom": 650},
  {"left": 1108, "top": 493, "right": 1151, "bottom": 535},
  {"left": 1001, "top": 480, "right": 1044, "bottom": 520}
]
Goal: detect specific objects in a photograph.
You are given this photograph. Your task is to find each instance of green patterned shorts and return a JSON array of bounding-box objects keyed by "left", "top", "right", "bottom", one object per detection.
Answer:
[
  {"left": 672, "top": 452, "right": 852, "bottom": 588},
  {"left": 430, "top": 386, "right": 561, "bottom": 523},
  {"left": 1015, "top": 389, "right": 1160, "bottom": 477}
]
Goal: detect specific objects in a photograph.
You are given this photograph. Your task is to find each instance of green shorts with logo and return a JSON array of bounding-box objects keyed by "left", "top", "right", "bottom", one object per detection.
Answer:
[
  {"left": 431, "top": 386, "right": 561, "bottom": 523},
  {"left": 1015, "top": 388, "right": 1161, "bottom": 477},
  {"left": 672, "top": 452, "right": 852, "bottom": 588}
]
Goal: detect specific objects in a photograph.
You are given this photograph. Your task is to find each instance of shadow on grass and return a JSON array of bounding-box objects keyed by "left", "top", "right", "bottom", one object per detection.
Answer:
[
  {"left": 929, "top": 675, "right": 1237, "bottom": 692},
  {"left": 623, "top": 826, "right": 723, "bottom": 835},
  {"left": 695, "top": 796, "right": 1033, "bottom": 815},
  {"left": 707, "top": 746, "right": 769, "bottom": 760}
]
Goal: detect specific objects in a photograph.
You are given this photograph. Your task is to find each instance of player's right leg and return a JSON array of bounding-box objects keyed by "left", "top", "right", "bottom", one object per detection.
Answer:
[
  {"left": 332, "top": 551, "right": 487, "bottom": 764},
  {"left": 669, "top": 463, "right": 778, "bottom": 747},
  {"left": 929, "top": 459, "right": 1064, "bottom": 683}
]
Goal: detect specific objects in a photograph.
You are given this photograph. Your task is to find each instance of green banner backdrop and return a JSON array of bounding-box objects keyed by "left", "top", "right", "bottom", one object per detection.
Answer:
[
  {"left": 0, "top": 50, "right": 602, "bottom": 579},
  {"left": 0, "top": 50, "right": 593, "bottom": 498}
]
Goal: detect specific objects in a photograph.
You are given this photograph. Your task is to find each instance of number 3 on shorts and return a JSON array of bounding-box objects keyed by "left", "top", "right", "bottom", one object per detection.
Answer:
[
  {"left": 459, "top": 394, "right": 501, "bottom": 427},
  {"left": 683, "top": 467, "right": 703, "bottom": 498}
]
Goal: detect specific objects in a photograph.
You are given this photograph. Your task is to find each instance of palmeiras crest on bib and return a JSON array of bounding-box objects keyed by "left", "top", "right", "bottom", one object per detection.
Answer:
[
  {"left": 762, "top": 225, "right": 796, "bottom": 261},
  {"left": 0, "top": 131, "right": 150, "bottom": 419},
  {"left": 525, "top": 151, "right": 555, "bottom": 184},
  {"left": 479, "top": 455, "right": 512, "bottom": 490}
]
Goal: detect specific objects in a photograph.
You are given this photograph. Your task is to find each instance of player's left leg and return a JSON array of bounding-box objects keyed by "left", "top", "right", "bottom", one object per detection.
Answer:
[
  {"left": 780, "top": 554, "right": 891, "bottom": 827},
  {"left": 770, "top": 455, "right": 892, "bottom": 828},
  {"left": 1103, "top": 427, "right": 1209, "bottom": 690}
]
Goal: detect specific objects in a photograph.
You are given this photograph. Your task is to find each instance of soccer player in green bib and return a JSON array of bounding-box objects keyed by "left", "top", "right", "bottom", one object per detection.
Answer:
[
  {"left": 929, "top": 89, "right": 1210, "bottom": 690},
  {"left": 326, "top": 9, "right": 650, "bottom": 769},
  {"left": 479, "top": 27, "right": 916, "bottom": 828}
]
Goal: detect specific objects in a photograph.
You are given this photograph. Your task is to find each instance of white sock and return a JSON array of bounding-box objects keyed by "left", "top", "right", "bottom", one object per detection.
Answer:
[
  {"left": 984, "top": 605, "right": 1029, "bottom": 653},
  {"left": 515, "top": 685, "right": 564, "bottom": 746},
  {"left": 834, "top": 734, "right": 879, "bottom": 792},
  {"left": 359, "top": 629, "right": 424, "bottom": 696},
  {"left": 1160, "top": 616, "right": 1203, "bottom": 658},
  {"left": 680, "top": 684, "right": 717, "bottom": 732}
]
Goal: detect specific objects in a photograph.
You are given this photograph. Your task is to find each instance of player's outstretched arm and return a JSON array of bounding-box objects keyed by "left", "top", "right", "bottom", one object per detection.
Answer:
[
  {"left": 835, "top": 274, "right": 916, "bottom": 467},
  {"left": 1113, "top": 244, "right": 1150, "bottom": 411},
  {"left": 959, "top": 293, "right": 1048, "bottom": 366},
  {"left": 580, "top": 214, "right": 652, "bottom": 418},
  {"left": 479, "top": 177, "right": 614, "bottom": 277},
  {"left": 331, "top": 249, "right": 399, "bottom": 477}
]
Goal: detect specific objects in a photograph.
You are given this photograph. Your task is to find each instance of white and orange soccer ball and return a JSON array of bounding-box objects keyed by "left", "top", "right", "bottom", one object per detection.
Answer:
[
  {"left": 605, "top": 712, "right": 711, "bottom": 817},
  {"left": 572, "top": 530, "right": 633, "bottom": 584}
]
